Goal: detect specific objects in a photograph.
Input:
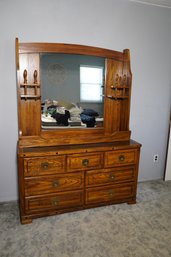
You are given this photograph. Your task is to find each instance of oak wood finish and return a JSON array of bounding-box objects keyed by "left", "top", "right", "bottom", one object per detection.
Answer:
[{"left": 16, "top": 38, "right": 141, "bottom": 224}]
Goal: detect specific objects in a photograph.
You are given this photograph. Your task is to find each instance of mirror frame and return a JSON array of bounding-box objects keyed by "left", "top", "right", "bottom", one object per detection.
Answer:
[{"left": 16, "top": 38, "right": 132, "bottom": 148}]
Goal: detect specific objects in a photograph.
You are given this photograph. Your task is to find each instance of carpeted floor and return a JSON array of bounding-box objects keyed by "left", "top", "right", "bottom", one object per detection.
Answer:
[{"left": 0, "top": 180, "right": 171, "bottom": 257}]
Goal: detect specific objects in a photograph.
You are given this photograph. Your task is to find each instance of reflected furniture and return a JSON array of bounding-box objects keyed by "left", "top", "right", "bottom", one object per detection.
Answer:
[{"left": 16, "top": 38, "right": 141, "bottom": 224}]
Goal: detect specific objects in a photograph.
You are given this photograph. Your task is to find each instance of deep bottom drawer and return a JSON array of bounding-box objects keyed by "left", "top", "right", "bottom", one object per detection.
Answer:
[
  {"left": 25, "top": 190, "right": 83, "bottom": 212},
  {"left": 85, "top": 183, "right": 134, "bottom": 204}
]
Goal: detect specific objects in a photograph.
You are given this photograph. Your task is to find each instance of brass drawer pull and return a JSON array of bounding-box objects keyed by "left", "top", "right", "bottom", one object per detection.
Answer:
[
  {"left": 51, "top": 197, "right": 59, "bottom": 206},
  {"left": 52, "top": 180, "right": 59, "bottom": 188},
  {"left": 108, "top": 190, "right": 115, "bottom": 198},
  {"left": 118, "top": 155, "right": 125, "bottom": 162},
  {"left": 109, "top": 173, "right": 115, "bottom": 181},
  {"left": 41, "top": 162, "right": 49, "bottom": 170},
  {"left": 82, "top": 159, "right": 89, "bottom": 166}
]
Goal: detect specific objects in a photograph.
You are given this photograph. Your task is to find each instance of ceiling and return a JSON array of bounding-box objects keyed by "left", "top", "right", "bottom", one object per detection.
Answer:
[{"left": 129, "top": 0, "right": 171, "bottom": 8}]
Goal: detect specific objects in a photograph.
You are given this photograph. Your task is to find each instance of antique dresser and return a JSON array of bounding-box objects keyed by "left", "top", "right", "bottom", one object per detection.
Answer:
[{"left": 16, "top": 38, "right": 141, "bottom": 224}]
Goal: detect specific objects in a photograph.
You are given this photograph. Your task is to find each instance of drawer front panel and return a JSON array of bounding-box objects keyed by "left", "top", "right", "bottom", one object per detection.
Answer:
[
  {"left": 85, "top": 183, "right": 134, "bottom": 204},
  {"left": 25, "top": 191, "right": 83, "bottom": 212},
  {"left": 24, "top": 156, "right": 65, "bottom": 176},
  {"left": 86, "top": 166, "right": 135, "bottom": 187},
  {"left": 104, "top": 150, "right": 137, "bottom": 167},
  {"left": 25, "top": 172, "right": 84, "bottom": 196},
  {"left": 67, "top": 153, "right": 103, "bottom": 171}
]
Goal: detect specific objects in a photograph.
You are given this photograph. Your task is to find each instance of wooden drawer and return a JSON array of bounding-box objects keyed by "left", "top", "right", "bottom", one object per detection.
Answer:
[
  {"left": 24, "top": 156, "right": 65, "bottom": 176},
  {"left": 104, "top": 149, "right": 137, "bottom": 167},
  {"left": 25, "top": 172, "right": 84, "bottom": 196},
  {"left": 86, "top": 166, "right": 135, "bottom": 187},
  {"left": 85, "top": 183, "right": 134, "bottom": 204},
  {"left": 25, "top": 190, "right": 83, "bottom": 212},
  {"left": 67, "top": 153, "right": 103, "bottom": 171}
]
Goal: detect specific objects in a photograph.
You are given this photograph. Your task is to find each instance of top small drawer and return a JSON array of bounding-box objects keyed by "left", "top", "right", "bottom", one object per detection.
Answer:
[
  {"left": 104, "top": 149, "right": 137, "bottom": 167},
  {"left": 67, "top": 153, "right": 103, "bottom": 171},
  {"left": 24, "top": 156, "right": 65, "bottom": 176}
]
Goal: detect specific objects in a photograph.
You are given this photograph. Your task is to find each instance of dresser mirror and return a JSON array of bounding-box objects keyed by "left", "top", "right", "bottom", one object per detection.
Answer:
[
  {"left": 16, "top": 38, "right": 132, "bottom": 146},
  {"left": 40, "top": 53, "right": 105, "bottom": 129}
]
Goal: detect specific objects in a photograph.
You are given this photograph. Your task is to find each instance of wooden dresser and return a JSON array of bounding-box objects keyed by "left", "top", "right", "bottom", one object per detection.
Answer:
[
  {"left": 16, "top": 39, "right": 141, "bottom": 224},
  {"left": 18, "top": 141, "right": 140, "bottom": 224}
]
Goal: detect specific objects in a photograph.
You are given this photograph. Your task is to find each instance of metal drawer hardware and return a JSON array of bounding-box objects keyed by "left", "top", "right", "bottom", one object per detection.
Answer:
[
  {"left": 108, "top": 190, "right": 115, "bottom": 198},
  {"left": 118, "top": 155, "right": 125, "bottom": 162},
  {"left": 82, "top": 159, "right": 89, "bottom": 166},
  {"left": 109, "top": 173, "right": 115, "bottom": 181},
  {"left": 51, "top": 197, "right": 59, "bottom": 206},
  {"left": 52, "top": 180, "right": 59, "bottom": 188},
  {"left": 41, "top": 162, "right": 49, "bottom": 170}
]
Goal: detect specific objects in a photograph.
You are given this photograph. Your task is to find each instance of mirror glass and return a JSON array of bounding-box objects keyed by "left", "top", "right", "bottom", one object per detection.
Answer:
[{"left": 40, "top": 53, "right": 105, "bottom": 129}]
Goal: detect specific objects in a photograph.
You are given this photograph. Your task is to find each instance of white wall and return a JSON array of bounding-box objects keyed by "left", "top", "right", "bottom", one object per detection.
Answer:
[{"left": 0, "top": 0, "right": 171, "bottom": 201}]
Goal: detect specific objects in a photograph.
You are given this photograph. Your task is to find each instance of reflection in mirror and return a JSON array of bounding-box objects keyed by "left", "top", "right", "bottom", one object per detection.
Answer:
[{"left": 40, "top": 54, "right": 105, "bottom": 129}]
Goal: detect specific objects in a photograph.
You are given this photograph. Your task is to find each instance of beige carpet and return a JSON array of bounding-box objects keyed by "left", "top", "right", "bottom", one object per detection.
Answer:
[{"left": 0, "top": 180, "right": 171, "bottom": 257}]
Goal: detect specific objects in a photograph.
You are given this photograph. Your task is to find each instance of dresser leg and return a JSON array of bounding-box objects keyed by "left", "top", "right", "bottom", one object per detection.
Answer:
[
  {"left": 20, "top": 215, "right": 32, "bottom": 224},
  {"left": 127, "top": 197, "right": 136, "bottom": 204}
]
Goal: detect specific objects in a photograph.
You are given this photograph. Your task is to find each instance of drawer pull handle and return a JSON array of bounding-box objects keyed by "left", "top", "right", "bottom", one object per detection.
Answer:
[
  {"left": 108, "top": 190, "right": 115, "bottom": 198},
  {"left": 109, "top": 174, "right": 115, "bottom": 181},
  {"left": 41, "top": 162, "right": 49, "bottom": 170},
  {"left": 52, "top": 180, "right": 59, "bottom": 188},
  {"left": 51, "top": 197, "right": 59, "bottom": 206},
  {"left": 119, "top": 155, "right": 125, "bottom": 162},
  {"left": 82, "top": 159, "right": 89, "bottom": 166}
]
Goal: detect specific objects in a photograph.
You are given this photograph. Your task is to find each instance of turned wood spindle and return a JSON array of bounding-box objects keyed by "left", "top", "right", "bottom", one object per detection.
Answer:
[
  {"left": 23, "top": 69, "right": 27, "bottom": 95},
  {"left": 23, "top": 69, "right": 27, "bottom": 84},
  {"left": 123, "top": 74, "right": 127, "bottom": 86},
  {"left": 33, "top": 70, "right": 38, "bottom": 84}
]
